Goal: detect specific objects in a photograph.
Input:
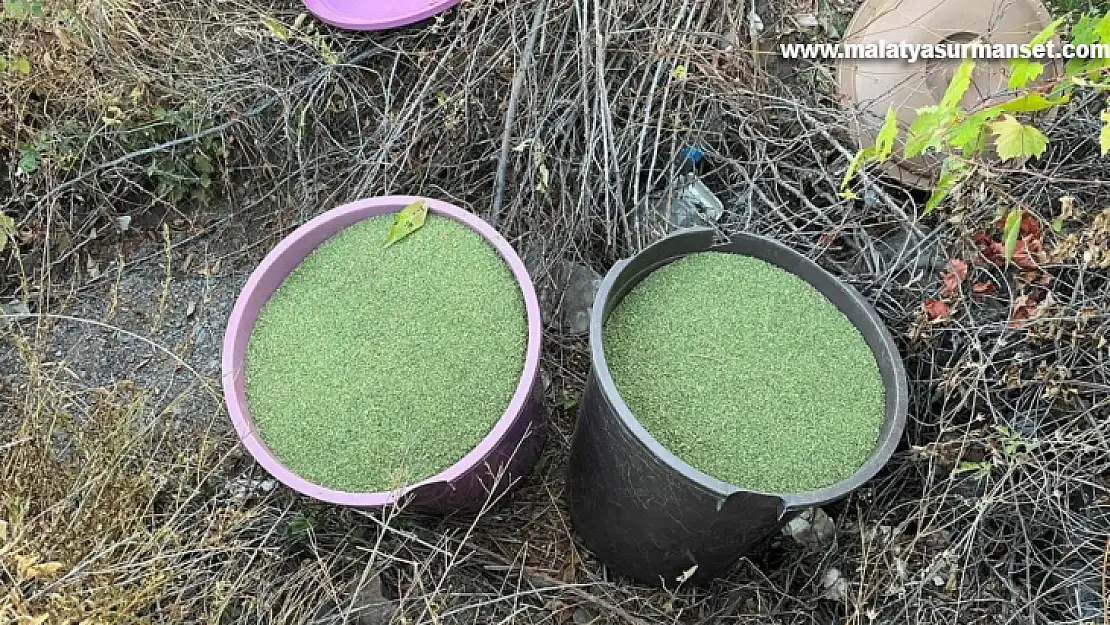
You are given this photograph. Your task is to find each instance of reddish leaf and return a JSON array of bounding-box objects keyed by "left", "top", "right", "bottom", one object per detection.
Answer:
[
  {"left": 1008, "top": 294, "right": 1040, "bottom": 328},
  {"left": 972, "top": 281, "right": 997, "bottom": 295},
  {"left": 925, "top": 298, "right": 951, "bottom": 322},
  {"left": 940, "top": 273, "right": 961, "bottom": 298},
  {"left": 974, "top": 232, "right": 1006, "bottom": 267},
  {"left": 1037, "top": 273, "right": 1053, "bottom": 286},
  {"left": 1011, "top": 239, "right": 1040, "bottom": 271},
  {"left": 1019, "top": 212, "right": 1042, "bottom": 238},
  {"left": 949, "top": 259, "right": 969, "bottom": 280},
  {"left": 994, "top": 212, "right": 1041, "bottom": 238},
  {"left": 939, "top": 258, "right": 969, "bottom": 298}
]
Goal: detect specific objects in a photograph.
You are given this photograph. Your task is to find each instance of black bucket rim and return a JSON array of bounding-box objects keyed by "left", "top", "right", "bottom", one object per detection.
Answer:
[{"left": 588, "top": 227, "right": 909, "bottom": 511}]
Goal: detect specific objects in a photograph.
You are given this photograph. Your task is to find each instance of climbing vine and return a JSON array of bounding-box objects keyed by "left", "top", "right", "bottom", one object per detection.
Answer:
[{"left": 841, "top": 11, "right": 1110, "bottom": 227}]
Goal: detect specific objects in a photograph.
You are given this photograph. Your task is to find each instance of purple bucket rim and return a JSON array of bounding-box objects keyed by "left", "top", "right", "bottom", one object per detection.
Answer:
[
  {"left": 221, "top": 196, "right": 543, "bottom": 507},
  {"left": 302, "top": 0, "right": 460, "bottom": 30}
]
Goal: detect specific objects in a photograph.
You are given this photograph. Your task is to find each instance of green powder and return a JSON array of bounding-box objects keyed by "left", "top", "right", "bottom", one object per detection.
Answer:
[
  {"left": 245, "top": 215, "right": 527, "bottom": 493},
  {"left": 602, "top": 252, "right": 886, "bottom": 493}
]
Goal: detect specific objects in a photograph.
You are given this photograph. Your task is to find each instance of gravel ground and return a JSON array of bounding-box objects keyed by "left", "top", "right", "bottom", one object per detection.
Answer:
[{"left": 1, "top": 221, "right": 256, "bottom": 429}]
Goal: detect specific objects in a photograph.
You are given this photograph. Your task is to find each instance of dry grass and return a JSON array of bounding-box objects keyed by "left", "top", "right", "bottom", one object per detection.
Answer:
[{"left": 2, "top": 0, "right": 1110, "bottom": 623}]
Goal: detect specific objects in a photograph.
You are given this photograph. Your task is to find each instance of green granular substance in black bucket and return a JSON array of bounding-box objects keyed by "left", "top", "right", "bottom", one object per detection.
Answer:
[
  {"left": 602, "top": 252, "right": 886, "bottom": 493},
  {"left": 245, "top": 214, "right": 527, "bottom": 493}
]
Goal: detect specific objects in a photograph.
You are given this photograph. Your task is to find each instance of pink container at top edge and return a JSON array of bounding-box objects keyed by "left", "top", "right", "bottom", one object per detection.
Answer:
[
  {"left": 221, "top": 196, "right": 545, "bottom": 512},
  {"left": 302, "top": 0, "right": 460, "bottom": 31}
]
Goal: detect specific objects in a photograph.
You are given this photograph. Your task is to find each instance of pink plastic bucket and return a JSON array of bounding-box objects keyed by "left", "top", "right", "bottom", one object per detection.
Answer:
[
  {"left": 221, "top": 196, "right": 545, "bottom": 512},
  {"left": 302, "top": 0, "right": 460, "bottom": 30}
]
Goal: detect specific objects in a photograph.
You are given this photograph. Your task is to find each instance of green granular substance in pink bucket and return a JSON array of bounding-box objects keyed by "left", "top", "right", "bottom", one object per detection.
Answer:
[{"left": 245, "top": 215, "right": 527, "bottom": 493}]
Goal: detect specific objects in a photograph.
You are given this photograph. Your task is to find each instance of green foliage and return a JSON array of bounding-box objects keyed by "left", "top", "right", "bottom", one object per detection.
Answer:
[
  {"left": 0, "top": 55, "right": 31, "bottom": 74},
  {"left": 1, "top": 0, "right": 43, "bottom": 19},
  {"left": 874, "top": 105, "right": 899, "bottom": 161},
  {"left": 16, "top": 144, "right": 39, "bottom": 174},
  {"left": 1101, "top": 109, "right": 1110, "bottom": 155},
  {"left": 260, "top": 13, "right": 340, "bottom": 66},
  {"left": 842, "top": 8, "right": 1110, "bottom": 214},
  {"left": 1003, "top": 208, "right": 1024, "bottom": 264},
  {"left": 1008, "top": 17, "right": 1063, "bottom": 89},
  {"left": 383, "top": 199, "right": 429, "bottom": 247},
  {"left": 9, "top": 128, "right": 79, "bottom": 177},
  {"left": 121, "top": 104, "right": 228, "bottom": 204},
  {"left": 990, "top": 115, "right": 1049, "bottom": 160}
]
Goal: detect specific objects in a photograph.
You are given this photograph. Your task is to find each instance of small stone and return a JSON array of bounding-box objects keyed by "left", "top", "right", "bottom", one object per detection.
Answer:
[
  {"left": 524, "top": 252, "right": 602, "bottom": 336},
  {"left": 2, "top": 300, "right": 30, "bottom": 328},
  {"left": 822, "top": 567, "right": 850, "bottom": 602},
  {"left": 794, "top": 14, "right": 820, "bottom": 28},
  {"left": 748, "top": 8, "right": 764, "bottom": 33},
  {"left": 783, "top": 507, "right": 836, "bottom": 550},
  {"left": 572, "top": 605, "right": 600, "bottom": 625},
  {"left": 186, "top": 301, "right": 197, "bottom": 318},
  {"left": 115, "top": 215, "right": 132, "bottom": 232},
  {"left": 347, "top": 576, "right": 397, "bottom": 625}
]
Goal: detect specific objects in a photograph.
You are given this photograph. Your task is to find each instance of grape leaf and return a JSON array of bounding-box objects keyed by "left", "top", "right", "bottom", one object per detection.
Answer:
[
  {"left": 874, "top": 105, "right": 899, "bottom": 162},
  {"left": 989, "top": 115, "right": 1048, "bottom": 161},
  {"left": 1100, "top": 109, "right": 1110, "bottom": 156},
  {"left": 1067, "top": 14, "right": 1098, "bottom": 75},
  {"left": 1008, "top": 60, "right": 1044, "bottom": 90},
  {"left": 926, "top": 158, "right": 969, "bottom": 214},
  {"left": 942, "top": 57, "right": 976, "bottom": 109},
  {"left": 998, "top": 92, "right": 1068, "bottom": 113},
  {"left": 1008, "top": 17, "right": 1061, "bottom": 90},
  {"left": 384, "top": 200, "right": 429, "bottom": 247},
  {"left": 1030, "top": 17, "right": 1063, "bottom": 47},
  {"left": 840, "top": 146, "right": 874, "bottom": 191},
  {"left": 905, "top": 106, "right": 957, "bottom": 158},
  {"left": 1003, "top": 209, "right": 1023, "bottom": 265},
  {"left": 948, "top": 109, "right": 1002, "bottom": 156},
  {"left": 1094, "top": 11, "right": 1110, "bottom": 44}
]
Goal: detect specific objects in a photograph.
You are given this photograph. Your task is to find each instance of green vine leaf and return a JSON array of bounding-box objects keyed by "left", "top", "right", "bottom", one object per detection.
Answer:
[
  {"left": 874, "top": 105, "right": 899, "bottom": 162},
  {"left": 949, "top": 109, "right": 1001, "bottom": 156},
  {"left": 316, "top": 38, "right": 339, "bottom": 65},
  {"left": 905, "top": 106, "right": 957, "bottom": 158},
  {"left": 840, "top": 146, "right": 874, "bottom": 192},
  {"left": 1100, "top": 109, "right": 1110, "bottom": 156},
  {"left": 1066, "top": 14, "right": 1100, "bottom": 75},
  {"left": 1008, "top": 17, "right": 1062, "bottom": 90},
  {"left": 1003, "top": 208, "right": 1023, "bottom": 265},
  {"left": 942, "top": 57, "right": 976, "bottom": 109},
  {"left": 926, "top": 158, "right": 969, "bottom": 214},
  {"left": 989, "top": 115, "right": 1048, "bottom": 161},
  {"left": 1094, "top": 11, "right": 1110, "bottom": 44},
  {"left": 1008, "top": 60, "right": 1045, "bottom": 90},
  {"left": 384, "top": 200, "right": 429, "bottom": 248},
  {"left": 998, "top": 92, "right": 1068, "bottom": 113}
]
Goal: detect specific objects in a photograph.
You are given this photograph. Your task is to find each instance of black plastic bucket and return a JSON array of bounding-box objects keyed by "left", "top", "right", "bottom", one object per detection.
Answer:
[{"left": 567, "top": 227, "right": 908, "bottom": 584}]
